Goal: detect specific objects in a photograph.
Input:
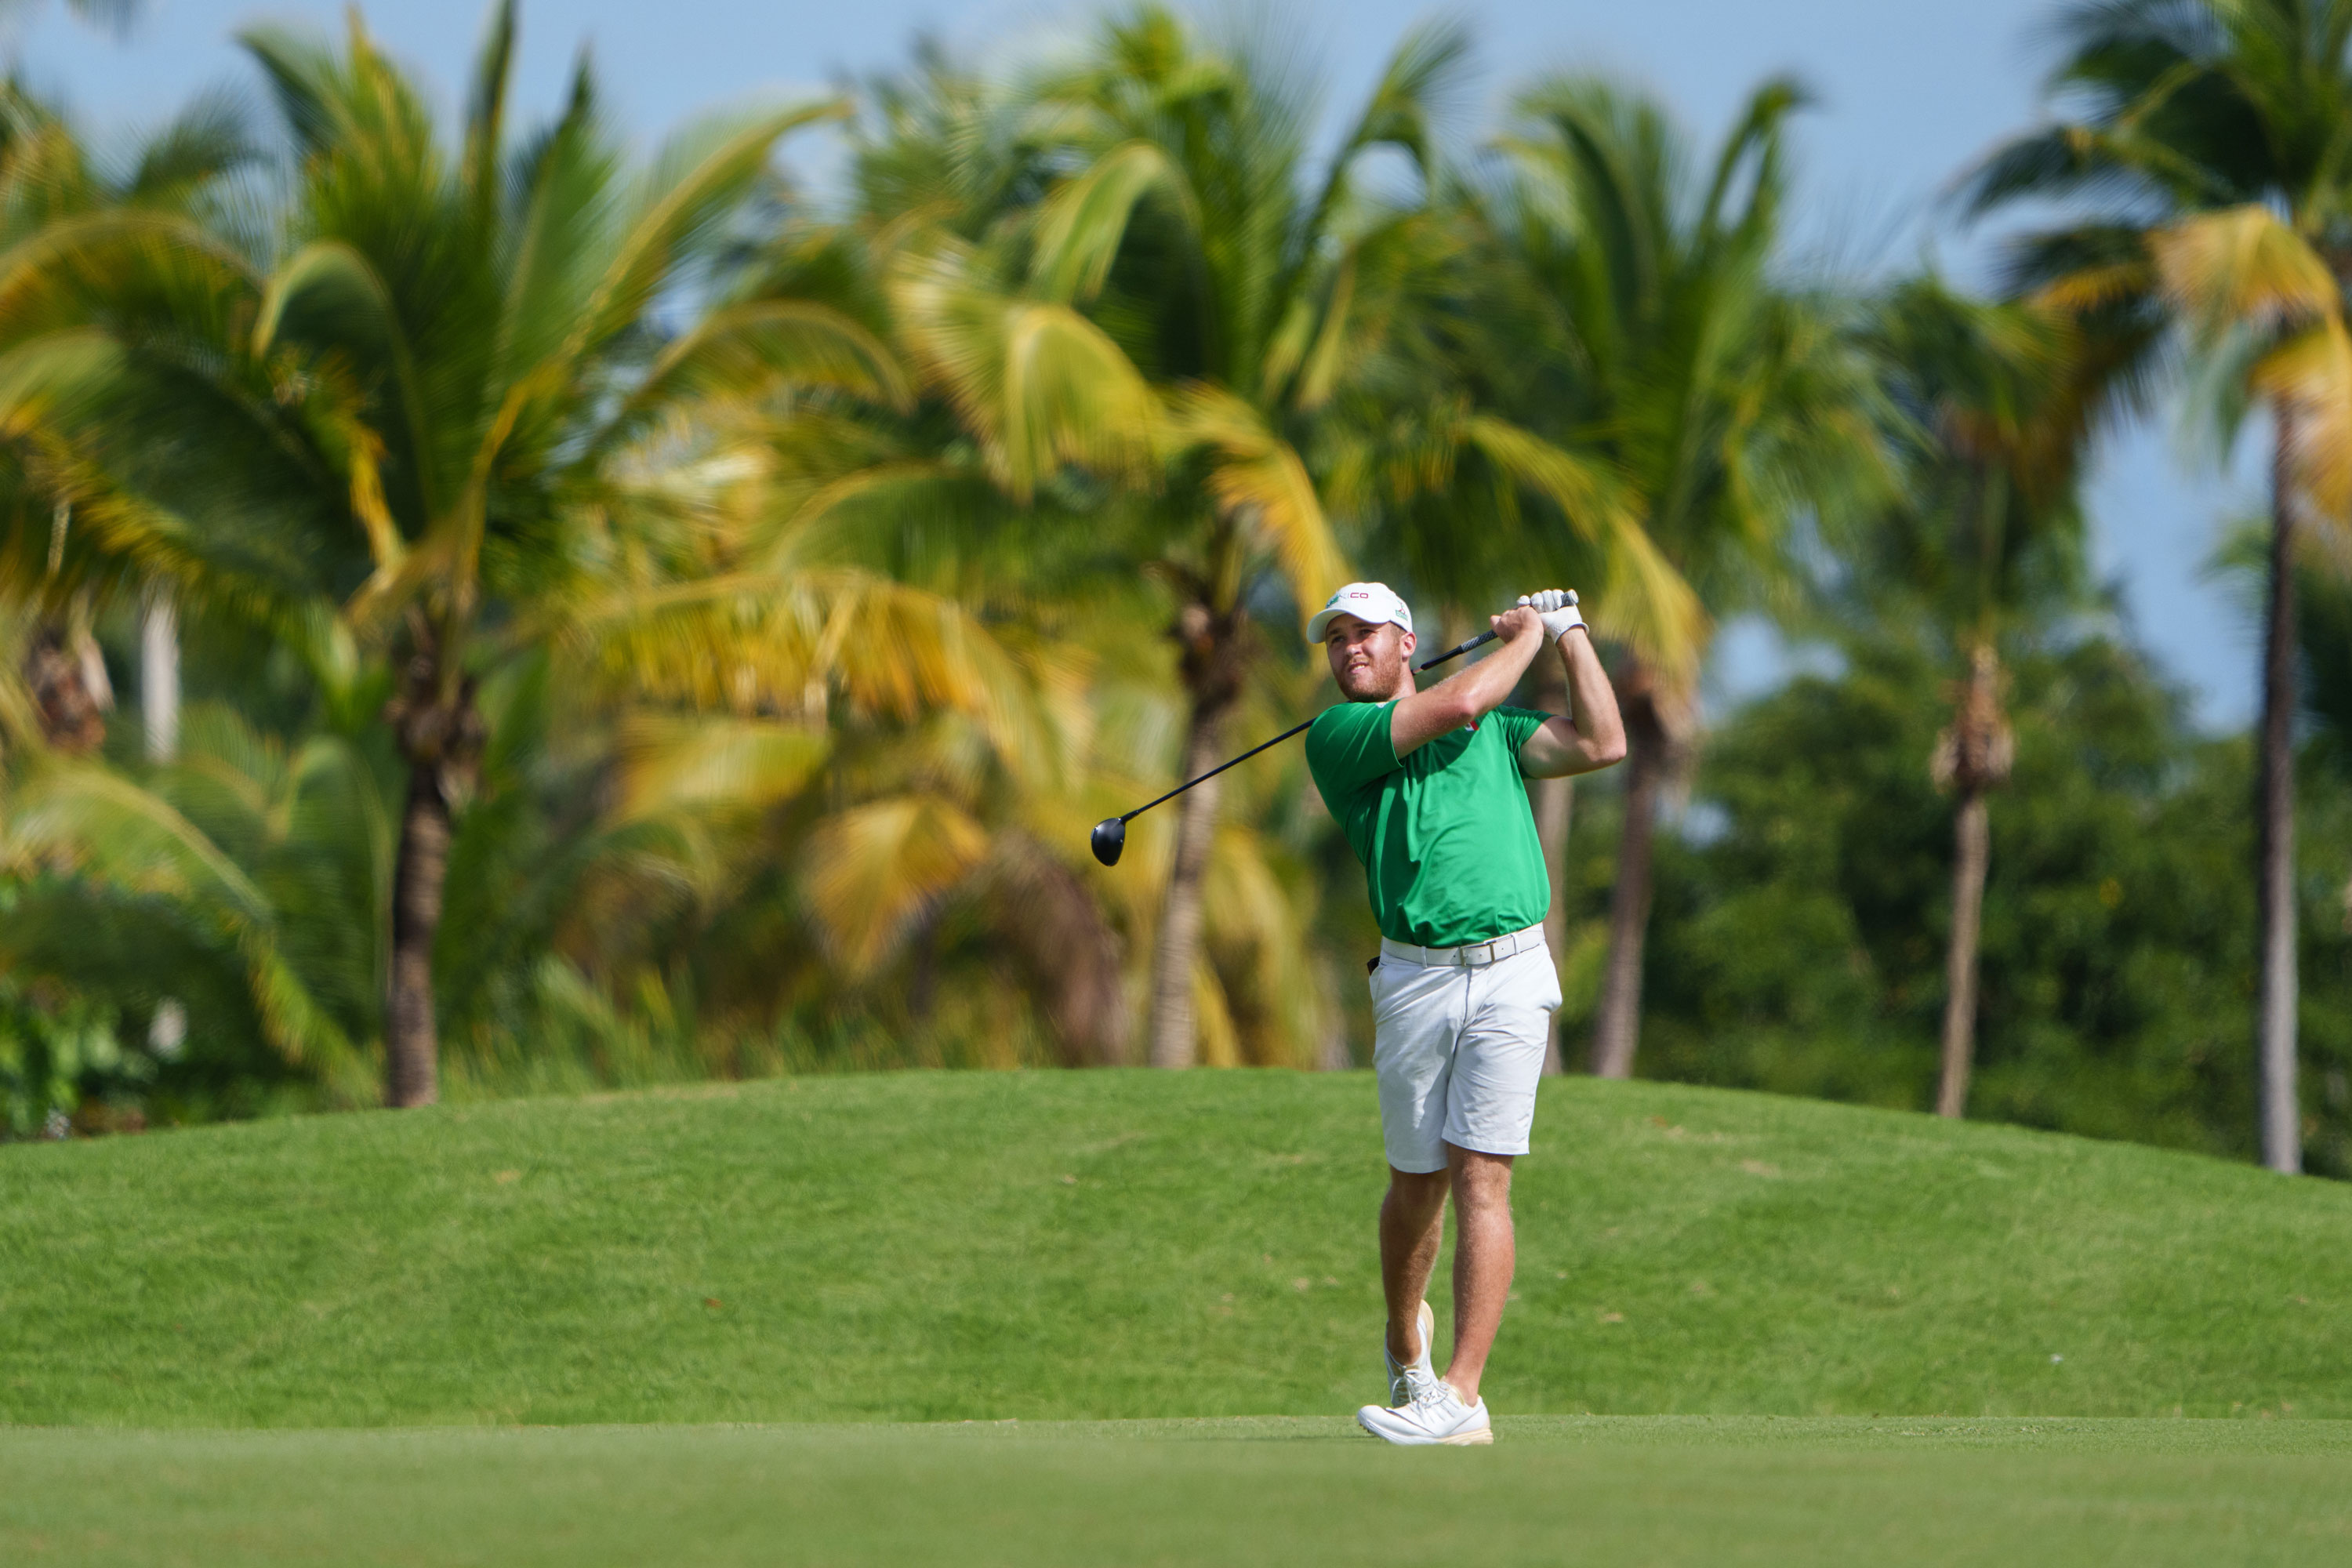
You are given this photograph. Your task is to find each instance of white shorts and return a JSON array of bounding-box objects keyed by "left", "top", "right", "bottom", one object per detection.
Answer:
[{"left": 1370, "top": 933, "right": 1561, "bottom": 1174}]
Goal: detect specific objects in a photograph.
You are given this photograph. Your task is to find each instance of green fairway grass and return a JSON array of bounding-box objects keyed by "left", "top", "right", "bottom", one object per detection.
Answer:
[
  {"left": 5, "top": 1417, "right": 2350, "bottom": 1566},
  {"left": 2, "top": 1071, "right": 2349, "bottom": 1426}
]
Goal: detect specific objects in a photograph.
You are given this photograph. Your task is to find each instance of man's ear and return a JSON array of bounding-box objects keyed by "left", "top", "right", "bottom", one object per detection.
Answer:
[{"left": 1397, "top": 628, "right": 1416, "bottom": 658}]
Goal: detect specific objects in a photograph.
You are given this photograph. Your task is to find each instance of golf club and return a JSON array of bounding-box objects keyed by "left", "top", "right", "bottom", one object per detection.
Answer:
[{"left": 1089, "top": 627, "right": 1501, "bottom": 866}]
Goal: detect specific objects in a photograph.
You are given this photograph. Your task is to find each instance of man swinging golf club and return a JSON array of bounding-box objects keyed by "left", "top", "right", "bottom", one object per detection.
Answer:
[{"left": 1304, "top": 581, "right": 1626, "bottom": 1446}]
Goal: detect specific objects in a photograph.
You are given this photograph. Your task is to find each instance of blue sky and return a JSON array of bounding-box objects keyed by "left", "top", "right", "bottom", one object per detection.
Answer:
[{"left": 16, "top": 0, "right": 2268, "bottom": 724}]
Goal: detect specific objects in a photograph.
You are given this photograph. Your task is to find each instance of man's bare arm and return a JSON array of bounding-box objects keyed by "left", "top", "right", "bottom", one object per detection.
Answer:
[
  {"left": 1519, "top": 626, "right": 1627, "bottom": 778},
  {"left": 1389, "top": 607, "right": 1548, "bottom": 759}
]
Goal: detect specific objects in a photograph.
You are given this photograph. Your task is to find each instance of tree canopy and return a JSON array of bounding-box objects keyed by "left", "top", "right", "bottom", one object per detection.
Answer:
[{"left": 3, "top": 0, "right": 2349, "bottom": 1180}]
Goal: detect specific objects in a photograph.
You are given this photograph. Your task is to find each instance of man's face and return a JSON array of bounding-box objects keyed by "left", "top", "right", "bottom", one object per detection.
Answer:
[{"left": 1325, "top": 614, "right": 1412, "bottom": 700}]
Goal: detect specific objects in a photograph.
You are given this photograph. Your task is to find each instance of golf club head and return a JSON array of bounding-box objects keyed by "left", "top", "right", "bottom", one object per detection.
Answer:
[{"left": 1090, "top": 818, "right": 1127, "bottom": 866}]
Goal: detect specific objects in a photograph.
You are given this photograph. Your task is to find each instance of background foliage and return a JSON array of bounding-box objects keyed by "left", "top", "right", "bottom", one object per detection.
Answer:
[{"left": 3, "top": 0, "right": 2350, "bottom": 1176}]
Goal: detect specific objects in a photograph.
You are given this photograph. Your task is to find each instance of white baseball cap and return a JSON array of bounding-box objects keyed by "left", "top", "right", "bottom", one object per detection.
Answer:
[{"left": 1306, "top": 582, "right": 1414, "bottom": 643}]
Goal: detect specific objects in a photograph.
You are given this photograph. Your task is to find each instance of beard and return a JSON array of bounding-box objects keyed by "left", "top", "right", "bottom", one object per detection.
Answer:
[{"left": 1332, "top": 645, "right": 1403, "bottom": 702}]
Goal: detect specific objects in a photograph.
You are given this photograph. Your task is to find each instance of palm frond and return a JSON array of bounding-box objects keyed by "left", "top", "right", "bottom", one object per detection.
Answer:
[
  {"left": 612, "top": 299, "right": 913, "bottom": 437},
  {"left": 125, "top": 89, "right": 256, "bottom": 204},
  {"left": 2254, "top": 318, "right": 2352, "bottom": 516},
  {"left": 1031, "top": 140, "right": 1198, "bottom": 304},
  {"left": 0, "top": 757, "right": 361, "bottom": 1073},
  {"left": 2153, "top": 204, "right": 2339, "bottom": 336},
  {"left": 1164, "top": 382, "right": 1346, "bottom": 621},
  {"left": 613, "top": 712, "right": 830, "bottom": 822},
  {"left": 561, "top": 100, "right": 847, "bottom": 370},
  {"left": 891, "top": 235, "right": 1160, "bottom": 497},
  {"left": 800, "top": 792, "right": 988, "bottom": 974},
  {"left": 460, "top": 0, "right": 518, "bottom": 223}
]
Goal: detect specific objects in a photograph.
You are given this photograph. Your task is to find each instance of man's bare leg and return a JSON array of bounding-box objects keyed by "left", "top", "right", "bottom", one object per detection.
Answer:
[
  {"left": 1378, "top": 1167, "right": 1448, "bottom": 1363},
  {"left": 1441, "top": 1144, "right": 1515, "bottom": 1403}
]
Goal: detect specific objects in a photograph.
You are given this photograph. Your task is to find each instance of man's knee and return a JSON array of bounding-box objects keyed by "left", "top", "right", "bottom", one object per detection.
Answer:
[
  {"left": 1385, "top": 1165, "right": 1448, "bottom": 1213},
  {"left": 1445, "top": 1145, "right": 1514, "bottom": 1210}
]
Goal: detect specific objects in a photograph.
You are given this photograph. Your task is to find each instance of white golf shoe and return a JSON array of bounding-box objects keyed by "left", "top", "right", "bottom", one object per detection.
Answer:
[
  {"left": 1384, "top": 1301, "right": 1438, "bottom": 1407},
  {"left": 1356, "top": 1378, "right": 1494, "bottom": 1446}
]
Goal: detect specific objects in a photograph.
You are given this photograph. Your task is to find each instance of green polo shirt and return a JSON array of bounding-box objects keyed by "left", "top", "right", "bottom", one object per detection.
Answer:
[{"left": 1305, "top": 699, "right": 1554, "bottom": 947}]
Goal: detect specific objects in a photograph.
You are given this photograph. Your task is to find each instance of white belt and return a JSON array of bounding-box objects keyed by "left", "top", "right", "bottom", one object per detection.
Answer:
[{"left": 1379, "top": 924, "right": 1546, "bottom": 969}]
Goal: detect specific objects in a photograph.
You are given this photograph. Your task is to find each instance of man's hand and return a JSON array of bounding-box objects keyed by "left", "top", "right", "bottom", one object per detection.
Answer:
[
  {"left": 1392, "top": 604, "right": 1549, "bottom": 759},
  {"left": 1516, "top": 590, "right": 1584, "bottom": 641},
  {"left": 1491, "top": 604, "right": 1545, "bottom": 643}
]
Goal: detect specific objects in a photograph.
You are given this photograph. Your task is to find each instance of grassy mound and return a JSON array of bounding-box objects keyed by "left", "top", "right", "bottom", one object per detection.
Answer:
[
  {"left": 8, "top": 1418, "right": 2352, "bottom": 1567},
  {"left": 2, "top": 1071, "right": 2348, "bottom": 1426}
]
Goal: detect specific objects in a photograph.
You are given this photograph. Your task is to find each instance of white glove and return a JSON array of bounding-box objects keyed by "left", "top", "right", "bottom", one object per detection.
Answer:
[{"left": 1517, "top": 589, "right": 1584, "bottom": 641}]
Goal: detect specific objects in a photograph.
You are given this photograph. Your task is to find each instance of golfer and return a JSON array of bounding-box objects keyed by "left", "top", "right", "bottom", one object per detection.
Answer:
[{"left": 1304, "top": 582, "right": 1626, "bottom": 1446}]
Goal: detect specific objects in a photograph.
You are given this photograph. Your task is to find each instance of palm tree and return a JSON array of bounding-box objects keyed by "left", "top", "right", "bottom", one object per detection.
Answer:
[
  {"left": 15, "top": 2, "right": 942, "bottom": 1105},
  {"left": 595, "top": 434, "right": 1144, "bottom": 1067},
  {"left": 1494, "top": 74, "right": 1886, "bottom": 1080},
  {"left": 830, "top": 17, "right": 1683, "bottom": 1070},
  {"left": 0, "top": 75, "right": 250, "bottom": 759},
  {"left": 0, "top": 699, "right": 384, "bottom": 1102},
  {"left": 998, "top": 8, "right": 1409, "bottom": 1067},
  {"left": 589, "top": 143, "right": 1149, "bottom": 1066},
  {"left": 1859, "top": 281, "right": 2096, "bottom": 1116},
  {"left": 2159, "top": 207, "right": 2352, "bottom": 1170},
  {"left": 1962, "top": 0, "right": 2352, "bottom": 1173},
  {"left": 2, "top": 634, "right": 749, "bottom": 1104},
  {"left": 882, "top": 10, "right": 1699, "bottom": 1067},
  {"left": 684, "top": 195, "right": 1355, "bottom": 1069}
]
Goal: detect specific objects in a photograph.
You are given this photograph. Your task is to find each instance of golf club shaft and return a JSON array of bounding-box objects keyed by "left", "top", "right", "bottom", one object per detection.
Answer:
[
  {"left": 1116, "top": 629, "right": 1499, "bottom": 824},
  {"left": 1116, "top": 717, "right": 1316, "bottom": 823},
  {"left": 1414, "top": 629, "right": 1495, "bottom": 671}
]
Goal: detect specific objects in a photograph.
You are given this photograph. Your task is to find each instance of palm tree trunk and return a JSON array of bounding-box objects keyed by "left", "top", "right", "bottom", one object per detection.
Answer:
[
  {"left": 143, "top": 584, "right": 187, "bottom": 1061},
  {"left": 1535, "top": 775, "right": 1574, "bottom": 1076},
  {"left": 24, "top": 615, "right": 110, "bottom": 754},
  {"left": 1590, "top": 687, "right": 1664, "bottom": 1079},
  {"left": 381, "top": 622, "right": 486, "bottom": 1109},
  {"left": 1530, "top": 660, "right": 1573, "bottom": 1076},
  {"left": 1146, "top": 705, "right": 1225, "bottom": 1068},
  {"left": 1317, "top": 975, "right": 1353, "bottom": 1071},
  {"left": 2256, "top": 423, "right": 2302, "bottom": 1174},
  {"left": 140, "top": 585, "right": 178, "bottom": 763},
  {"left": 1001, "top": 840, "right": 1131, "bottom": 1065},
  {"left": 22, "top": 507, "right": 108, "bottom": 755},
  {"left": 1936, "top": 786, "right": 1990, "bottom": 1118},
  {"left": 387, "top": 759, "right": 450, "bottom": 1108}
]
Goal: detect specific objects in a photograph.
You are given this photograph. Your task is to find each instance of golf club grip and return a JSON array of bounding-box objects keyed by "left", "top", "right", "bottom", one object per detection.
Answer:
[{"left": 1414, "top": 630, "right": 1496, "bottom": 671}]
